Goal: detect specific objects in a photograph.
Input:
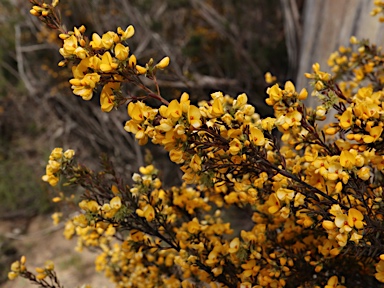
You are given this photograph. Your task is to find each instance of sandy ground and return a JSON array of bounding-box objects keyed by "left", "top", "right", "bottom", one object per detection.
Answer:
[{"left": 1, "top": 215, "right": 111, "bottom": 288}]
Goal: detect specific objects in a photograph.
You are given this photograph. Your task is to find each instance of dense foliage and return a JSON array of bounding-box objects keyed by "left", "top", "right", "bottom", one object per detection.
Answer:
[{"left": 8, "top": 0, "right": 384, "bottom": 287}]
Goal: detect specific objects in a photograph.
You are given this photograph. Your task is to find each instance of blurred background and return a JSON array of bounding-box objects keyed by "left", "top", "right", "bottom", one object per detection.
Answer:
[{"left": 0, "top": 0, "right": 382, "bottom": 286}]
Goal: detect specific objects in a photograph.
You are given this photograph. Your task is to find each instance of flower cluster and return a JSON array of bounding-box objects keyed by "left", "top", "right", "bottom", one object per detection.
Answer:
[
  {"left": 10, "top": 1, "right": 384, "bottom": 287},
  {"left": 41, "top": 147, "right": 75, "bottom": 186},
  {"left": 371, "top": 0, "right": 384, "bottom": 22},
  {"left": 8, "top": 256, "right": 62, "bottom": 288}
]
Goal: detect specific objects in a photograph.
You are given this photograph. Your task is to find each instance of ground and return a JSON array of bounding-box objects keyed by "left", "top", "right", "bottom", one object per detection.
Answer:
[{"left": 1, "top": 215, "right": 111, "bottom": 288}]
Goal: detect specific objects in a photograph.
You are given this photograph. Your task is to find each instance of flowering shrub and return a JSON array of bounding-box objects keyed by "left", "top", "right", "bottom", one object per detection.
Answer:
[{"left": 9, "top": 0, "right": 384, "bottom": 287}]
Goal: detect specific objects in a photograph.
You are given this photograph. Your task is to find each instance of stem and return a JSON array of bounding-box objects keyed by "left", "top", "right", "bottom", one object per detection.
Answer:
[{"left": 257, "top": 157, "right": 348, "bottom": 209}]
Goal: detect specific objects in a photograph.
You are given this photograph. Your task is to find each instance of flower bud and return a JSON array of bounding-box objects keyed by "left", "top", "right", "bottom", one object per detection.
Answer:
[{"left": 156, "top": 56, "right": 170, "bottom": 69}]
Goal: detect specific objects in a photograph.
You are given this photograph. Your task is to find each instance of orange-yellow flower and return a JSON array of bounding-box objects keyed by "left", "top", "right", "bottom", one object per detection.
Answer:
[
  {"left": 100, "top": 82, "right": 119, "bottom": 112},
  {"left": 136, "top": 204, "right": 155, "bottom": 222},
  {"left": 375, "top": 260, "right": 384, "bottom": 283},
  {"left": 156, "top": 56, "right": 170, "bottom": 69},
  {"left": 114, "top": 43, "right": 129, "bottom": 61},
  {"left": 188, "top": 105, "right": 202, "bottom": 128},
  {"left": 340, "top": 150, "right": 356, "bottom": 169},
  {"left": 249, "top": 126, "right": 265, "bottom": 146},
  {"left": 189, "top": 154, "right": 202, "bottom": 172},
  {"left": 339, "top": 109, "right": 353, "bottom": 130},
  {"left": 363, "top": 126, "right": 383, "bottom": 143},
  {"left": 100, "top": 52, "right": 118, "bottom": 72},
  {"left": 347, "top": 208, "right": 365, "bottom": 229},
  {"left": 266, "top": 84, "right": 283, "bottom": 102},
  {"left": 266, "top": 193, "right": 280, "bottom": 214},
  {"left": 228, "top": 237, "right": 240, "bottom": 254},
  {"left": 229, "top": 138, "right": 242, "bottom": 155},
  {"left": 117, "top": 25, "right": 135, "bottom": 41}
]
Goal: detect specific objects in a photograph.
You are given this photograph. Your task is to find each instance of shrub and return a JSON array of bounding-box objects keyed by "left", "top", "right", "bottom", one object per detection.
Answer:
[{"left": 8, "top": 0, "right": 384, "bottom": 287}]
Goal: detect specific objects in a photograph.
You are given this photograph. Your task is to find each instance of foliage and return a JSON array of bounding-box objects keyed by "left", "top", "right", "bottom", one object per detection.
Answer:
[{"left": 8, "top": 0, "right": 384, "bottom": 288}]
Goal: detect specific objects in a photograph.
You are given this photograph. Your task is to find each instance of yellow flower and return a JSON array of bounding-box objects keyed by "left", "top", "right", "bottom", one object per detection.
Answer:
[
  {"left": 322, "top": 220, "right": 336, "bottom": 230},
  {"left": 110, "top": 196, "right": 122, "bottom": 210},
  {"left": 211, "top": 97, "right": 224, "bottom": 117},
  {"left": 294, "top": 193, "right": 305, "bottom": 207},
  {"left": 127, "top": 102, "right": 146, "bottom": 123},
  {"left": 325, "top": 275, "right": 346, "bottom": 288},
  {"left": 169, "top": 149, "right": 184, "bottom": 164},
  {"left": 347, "top": 208, "right": 364, "bottom": 229},
  {"left": 335, "top": 212, "right": 352, "bottom": 233},
  {"left": 114, "top": 43, "right": 129, "bottom": 61},
  {"left": 267, "top": 84, "right": 283, "bottom": 102},
  {"left": 266, "top": 193, "right": 280, "bottom": 214},
  {"left": 51, "top": 212, "right": 62, "bottom": 225},
  {"left": 8, "top": 271, "right": 18, "bottom": 280},
  {"left": 261, "top": 117, "right": 276, "bottom": 132},
  {"left": 90, "top": 33, "right": 103, "bottom": 49},
  {"left": 228, "top": 237, "right": 240, "bottom": 254},
  {"left": 101, "top": 31, "right": 117, "bottom": 49},
  {"left": 339, "top": 150, "right": 355, "bottom": 169},
  {"left": 166, "top": 99, "right": 183, "bottom": 121},
  {"left": 100, "top": 52, "right": 118, "bottom": 72},
  {"left": 249, "top": 126, "right": 265, "bottom": 146},
  {"left": 135, "top": 65, "right": 147, "bottom": 74},
  {"left": 100, "top": 82, "right": 119, "bottom": 112},
  {"left": 155, "top": 56, "right": 170, "bottom": 69},
  {"left": 117, "top": 25, "right": 135, "bottom": 41},
  {"left": 349, "top": 232, "right": 363, "bottom": 244},
  {"left": 264, "top": 72, "right": 276, "bottom": 84},
  {"left": 375, "top": 260, "right": 384, "bottom": 283},
  {"left": 73, "top": 214, "right": 88, "bottom": 228},
  {"left": 355, "top": 166, "right": 370, "bottom": 180},
  {"left": 136, "top": 204, "right": 155, "bottom": 222},
  {"left": 229, "top": 138, "right": 242, "bottom": 155},
  {"left": 298, "top": 88, "right": 308, "bottom": 100},
  {"left": 187, "top": 219, "right": 200, "bottom": 234},
  {"left": 188, "top": 105, "right": 202, "bottom": 128},
  {"left": 63, "top": 149, "right": 75, "bottom": 159},
  {"left": 339, "top": 109, "right": 353, "bottom": 130},
  {"left": 70, "top": 73, "right": 100, "bottom": 100},
  {"left": 128, "top": 54, "right": 137, "bottom": 68},
  {"left": 363, "top": 126, "right": 383, "bottom": 143},
  {"left": 284, "top": 80, "right": 296, "bottom": 94},
  {"left": 50, "top": 147, "right": 63, "bottom": 159},
  {"left": 233, "top": 93, "right": 248, "bottom": 109},
  {"left": 59, "top": 35, "right": 78, "bottom": 57},
  {"left": 189, "top": 154, "right": 202, "bottom": 172},
  {"left": 74, "top": 47, "right": 88, "bottom": 59},
  {"left": 276, "top": 188, "right": 295, "bottom": 202}
]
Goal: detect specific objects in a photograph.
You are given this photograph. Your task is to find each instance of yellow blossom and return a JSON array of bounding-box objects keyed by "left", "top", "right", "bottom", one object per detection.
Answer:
[
  {"left": 136, "top": 204, "right": 155, "bottom": 222},
  {"left": 188, "top": 105, "right": 202, "bottom": 128},
  {"left": 156, "top": 56, "right": 170, "bottom": 69},
  {"left": 375, "top": 260, "right": 384, "bottom": 283},
  {"left": 339, "top": 150, "right": 355, "bottom": 169},
  {"left": 229, "top": 138, "right": 242, "bottom": 155},
  {"left": 228, "top": 237, "right": 240, "bottom": 253},
  {"left": 117, "top": 25, "right": 135, "bottom": 40},
  {"left": 266, "top": 84, "right": 283, "bottom": 102},
  {"left": 249, "top": 126, "right": 265, "bottom": 146},
  {"left": 110, "top": 196, "right": 122, "bottom": 210},
  {"left": 135, "top": 65, "right": 147, "bottom": 74},
  {"left": 347, "top": 208, "right": 364, "bottom": 229},
  {"left": 264, "top": 72, "right": 276, "bottom": 84},
  {"left": 114, "top": 43, "right": 129, "bottom": 61},
  {"left": 100, "top": 52, "right": 118, "bottom": 72},
  {"left": 266, "top": 193, "right": 280, "bottom": 214},
  {"left": 189, "top": 154, "right": 202, "bottom": 172}
]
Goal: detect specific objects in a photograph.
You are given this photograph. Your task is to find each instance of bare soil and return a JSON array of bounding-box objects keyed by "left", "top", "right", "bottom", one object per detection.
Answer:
[{"left": 1, "top": 215, "right": 111, "bottom": 288}]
